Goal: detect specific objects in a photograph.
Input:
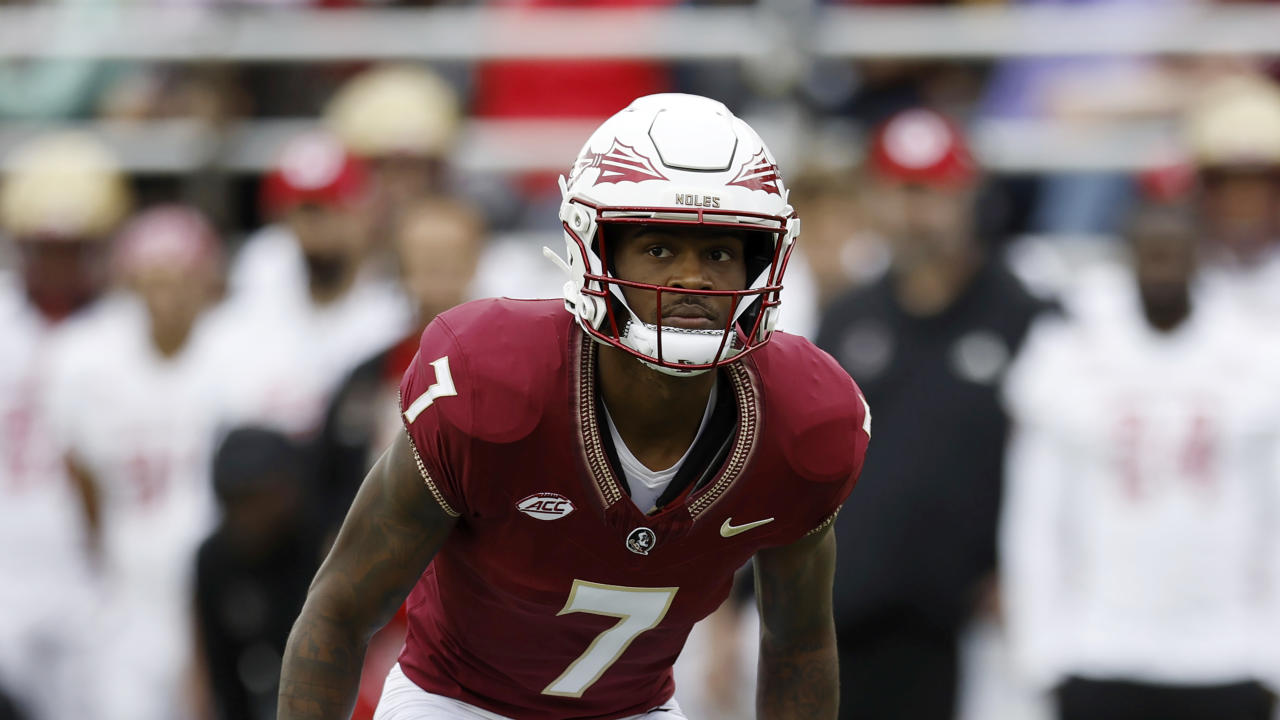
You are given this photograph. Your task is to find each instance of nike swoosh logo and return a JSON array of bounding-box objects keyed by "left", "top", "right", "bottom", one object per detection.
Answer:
[{"left": 720, "top": 517, "right": 775, "bottom": 537}]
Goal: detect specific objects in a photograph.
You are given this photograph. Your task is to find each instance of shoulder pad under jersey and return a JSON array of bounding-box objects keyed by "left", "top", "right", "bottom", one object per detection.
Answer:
[
  {"left": 423, "top": 298, "right": 571, "bottom": 444},
  {"left": 747, "top": 332, "right": 870, "bottom": 485}
]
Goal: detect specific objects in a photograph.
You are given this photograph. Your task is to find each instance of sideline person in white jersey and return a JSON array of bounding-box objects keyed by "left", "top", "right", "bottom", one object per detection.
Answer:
[
  {"left": 45, "top": 206, "right": 226, "bottom": 720},
  {"left": 1000, "top": 204, "right": 1280, "bottom": 720},
  {"left": 222, "top": 131, "right": 410, "bottom": 436},
  {"left": 0, "top": 132, "right": 130, "bottom": 719}
]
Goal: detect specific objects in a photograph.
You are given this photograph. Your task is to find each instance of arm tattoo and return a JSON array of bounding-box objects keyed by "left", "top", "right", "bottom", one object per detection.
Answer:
[
  {"left": 757, "top": 628, "right": 839, "bottom": 718},
  {"left": 754, "top": 528, "right": 840, "bottom": 719},
  {"left": 278, "top": 434, "right": 456, "bottom": 719},
  {"left": 277, "top": 610, "right": 365, "bottom": 717}
]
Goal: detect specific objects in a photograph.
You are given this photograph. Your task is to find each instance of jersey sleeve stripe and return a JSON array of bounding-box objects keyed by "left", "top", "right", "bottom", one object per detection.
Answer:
[{"left": 401, "top": 425, "right": 461, "bottom": 518}]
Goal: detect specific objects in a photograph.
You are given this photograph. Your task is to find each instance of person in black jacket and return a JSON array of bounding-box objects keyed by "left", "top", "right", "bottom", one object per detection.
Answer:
[
  {"left": 817, "top": 108, "right": 1052, "bottom": 720},
  {"left": 195, "top": 427, "right": 314, "bottom": 720}
]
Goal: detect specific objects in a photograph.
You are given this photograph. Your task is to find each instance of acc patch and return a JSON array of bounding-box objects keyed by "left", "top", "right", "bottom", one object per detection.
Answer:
[{"left": 517, "top": 492, "right": 576, "bottom": 520}]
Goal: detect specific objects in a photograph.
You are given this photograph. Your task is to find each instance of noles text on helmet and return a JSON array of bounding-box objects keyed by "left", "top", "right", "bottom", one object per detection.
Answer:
[{"left": 544, "top": 94, "right": 799, "bottom": 377}]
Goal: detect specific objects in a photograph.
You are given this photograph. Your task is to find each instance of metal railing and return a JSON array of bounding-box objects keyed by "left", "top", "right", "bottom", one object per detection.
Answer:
[
  {"left": 2, "top": 4, "right": 1278, "bottom": 61},
  {"left": 0, "top": 4, "right": 1254, "bottom": 174}
]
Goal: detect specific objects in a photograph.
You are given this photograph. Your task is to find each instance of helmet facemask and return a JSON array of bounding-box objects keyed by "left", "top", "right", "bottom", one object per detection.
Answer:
[{"left": 552, "top": 192, "right": 797, "bottom": 376}]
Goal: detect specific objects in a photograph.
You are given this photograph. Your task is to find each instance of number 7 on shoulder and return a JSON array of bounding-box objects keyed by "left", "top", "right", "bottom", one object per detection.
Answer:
[{"left": 404, "top": 356, "right": 458, "bottom": 423}]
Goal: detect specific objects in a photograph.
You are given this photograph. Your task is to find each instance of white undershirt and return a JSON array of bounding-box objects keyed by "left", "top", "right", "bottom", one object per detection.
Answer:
[{"left": 603, "top": 381, "right": 719, "bottom": 514}]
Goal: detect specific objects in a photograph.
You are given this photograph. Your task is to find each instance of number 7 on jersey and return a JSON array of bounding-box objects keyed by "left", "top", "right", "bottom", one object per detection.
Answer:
[
  {"left": 543, "top": 581, "right": 678, "bottom": 698},
  {"left": 404, "top": 356, "right": 457, "bottom": 423}
]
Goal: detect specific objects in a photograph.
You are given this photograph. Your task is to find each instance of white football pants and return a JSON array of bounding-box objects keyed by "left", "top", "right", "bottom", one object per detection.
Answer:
[{"left": 374, "top": 663, "right": 689, "bottom": 720}]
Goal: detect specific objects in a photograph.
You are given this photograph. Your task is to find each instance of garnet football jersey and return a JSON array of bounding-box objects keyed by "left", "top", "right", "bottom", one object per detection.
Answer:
[{"left": 397, "top": 298, "right": 869, "bottom": 719}]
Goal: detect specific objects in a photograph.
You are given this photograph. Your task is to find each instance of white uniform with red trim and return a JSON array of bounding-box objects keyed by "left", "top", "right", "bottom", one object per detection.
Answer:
[
  {"left": 0, "top": 273, "right": 97, "bottom": 719},
  {"left": 44, "top": 297, "right": 223, "bottom": 720},
  {"left": 218, "top": 227, "right": 411, "bottom": 436},
  {"left": 1000, "top": 282, "right": 1280, "bottom": 691}
]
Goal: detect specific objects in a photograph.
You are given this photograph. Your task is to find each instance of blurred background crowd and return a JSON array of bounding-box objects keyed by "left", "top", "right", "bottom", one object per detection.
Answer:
[{"left": 3, "top": 1, "right": 1280, "bottom": 719}]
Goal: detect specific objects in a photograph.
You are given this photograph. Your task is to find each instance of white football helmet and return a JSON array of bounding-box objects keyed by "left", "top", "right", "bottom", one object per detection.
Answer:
[{"left": 546, "top": 94, "right": 799, "bottom": 376}]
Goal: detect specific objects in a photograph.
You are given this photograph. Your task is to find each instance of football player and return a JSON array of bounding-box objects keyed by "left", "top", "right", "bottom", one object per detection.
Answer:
[
  {"left": 324, "top": 64, "right": 461, "bottom": 244},
  {"left": 1001, "top": 204, "right": 1280, "bottom": 720},
  {"left": 0, "top": 132, "right": 130, "bottom": 720},
  {"left": 45, "top": 205, "right": 225, "bottom": 720},
  {"left": 279, "top": 94, "right": 870, "bottom": 720}
]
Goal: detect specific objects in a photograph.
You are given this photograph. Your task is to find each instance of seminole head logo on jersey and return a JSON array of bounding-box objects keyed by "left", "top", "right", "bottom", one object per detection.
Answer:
[{"left": 626, "top": 527, "right": 657, "bottom": 556}]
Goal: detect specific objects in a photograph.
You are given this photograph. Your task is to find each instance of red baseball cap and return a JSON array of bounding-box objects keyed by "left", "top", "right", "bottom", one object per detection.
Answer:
[
  {"left": 869, "top": 108, "right": 978, "bottom": 189},
  {"left": 261, "top": 131, "right": 369, "bottom": 217}
]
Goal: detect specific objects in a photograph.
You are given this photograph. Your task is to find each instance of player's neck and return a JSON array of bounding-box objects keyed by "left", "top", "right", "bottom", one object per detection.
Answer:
[
  {"left": 596, "top": 344, "right": 716, "bottom": 470},
  {"left": 305, "top": 255, "right": 357, "bottom": 305},
  {"left": 150, "top": 316, "right": 194, "bottom": 359},
  {"left": 1141, "top": 289, "right": 1192, "bottom": 333}
]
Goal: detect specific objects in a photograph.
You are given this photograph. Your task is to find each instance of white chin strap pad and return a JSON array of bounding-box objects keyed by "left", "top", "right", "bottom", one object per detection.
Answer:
[{"left": 621, "top": 319, "right": 741, "bottom": 376}]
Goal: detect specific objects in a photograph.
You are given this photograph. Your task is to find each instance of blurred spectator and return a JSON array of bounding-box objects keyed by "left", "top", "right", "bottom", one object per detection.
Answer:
[
  {"left": 99, "top": 62, "right": 248, "bottom": 126},
  {"left": 232, "top": 131, "right": 371, "bottom": 305},
  {"left": 311, "top": 195, "right": 485, "bottom": 720},
  {"left": 816, "top": 108, "right": 1051, "bottom": 720},
  {"left": 221, "top": 131, "right": 411, "bottom": 436},
  {"left": 0, "top": 56, "right": 110, "bottom": 121},
  {"left": 1000, "top": 203, "right": 1280, "bottom": 720},
  {"left": 44, "top": 205, "right": 225, "bottom": 720},
  {"left": 472, "top": 0, "right": 671, "bottom": 123},
  {"left": 325, "top": 64, "right": 462, "bottom": 242},
  {"left": 0, "top": 1, "right": 118, "bottom": 122},
  {"left": 977, "top": 0, "right": 1200, "bottom": 236},
  {"left": 0, "top": 131, "right": 129, "bottom": 720},
  {"left": 196, "top": 427, "right": 315, "bottom": 720},
  {"left": 314, "top": 194, "right": 485, "bottom": 539},
  {"left": 0, "top": 132, "right": 130, "bottom": 320},
  {"left": 822, "top": 59, "right": 985, "bottom": 131},
  {"left": 471, "top": 0, "right": 675, "bottom": 226},
  {"left": 1186, "top": 73, "right": 1280, "bottom": 318},
  {"left": 786, "top": 169, "right": 886, "bottom": 309}
]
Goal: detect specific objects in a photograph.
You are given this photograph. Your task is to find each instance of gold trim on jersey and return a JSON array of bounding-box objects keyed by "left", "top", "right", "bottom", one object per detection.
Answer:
[
  {"left": 577, "top": 340, "right": 625, "bottom": 507},
  {"left": 687, "top": 361, "right": 758, "bottom": 519},
  {"left": 806, "top": 507, "right": 840, "bottom": 537},
  {"left": 576, "top": 336, "right": 759, "bottom": 518},
  {"left": 398, "top": 390, "right": 461, "bottom": 518}
]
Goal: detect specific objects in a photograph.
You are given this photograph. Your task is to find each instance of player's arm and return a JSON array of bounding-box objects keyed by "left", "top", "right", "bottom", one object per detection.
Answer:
[
  {"left": 753, "top": 523, "right": 839, "bottom": 720},
  {"left": 278, "top": 431, "right": 457, "bottom": 720},
  {"left": 998, "top": 421, "right": 1074, "bottom": 690},
  {"left": 64, "top": 452, "right": 103, "bottom": 562}
]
